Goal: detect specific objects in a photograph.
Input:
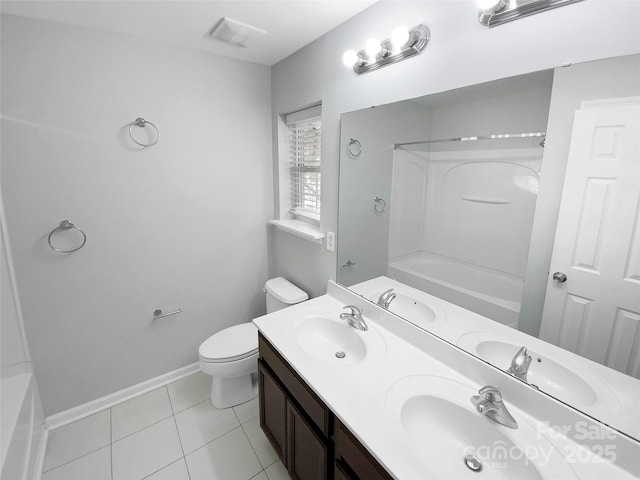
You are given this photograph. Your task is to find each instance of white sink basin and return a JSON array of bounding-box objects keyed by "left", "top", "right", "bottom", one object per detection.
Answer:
[
  {"left": 457, "top": 332, "right": 619, "bottom": 410},
  {"left": 294, "top": 316, "right": 385, "bottom": 366},
  {"left": 368, "top": 290, "right": 445, "bottom": 327},
  {"left": 386, "top": 376, "right": 577, "bottom": 479}
]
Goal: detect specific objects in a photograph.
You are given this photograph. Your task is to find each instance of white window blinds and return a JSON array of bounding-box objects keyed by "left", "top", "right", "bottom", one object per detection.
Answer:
[{"left": 286, "top": 105, "right": 321, "bottom": 221}]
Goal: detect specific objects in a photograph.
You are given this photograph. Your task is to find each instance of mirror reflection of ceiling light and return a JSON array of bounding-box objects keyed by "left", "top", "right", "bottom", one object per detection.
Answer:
[
  {"left": 342, "top": 24, "right": 430, "bottom": 75},
  {"left": 477, "top": 0, "right": 584, "bottom": 28}
]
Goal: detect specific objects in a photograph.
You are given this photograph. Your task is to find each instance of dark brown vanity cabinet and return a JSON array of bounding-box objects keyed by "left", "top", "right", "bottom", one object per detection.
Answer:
[
  {"left": 258, "top": 333, "right": 393, "bottom": 480},
  {"left": 258, "top": 334, "right": 330, "bottom": 480},
  {"left": 334, "top": 420, "right": 393, "bottom": 480}
]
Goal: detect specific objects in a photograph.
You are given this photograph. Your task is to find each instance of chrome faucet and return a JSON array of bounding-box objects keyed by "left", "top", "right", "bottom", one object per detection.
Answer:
[
  {"left": 377, "top": 289, "right": 396, "bottom": 309},
  {"left": 340, "top": 305, "right": 368, "bottom": 331},
  {"left": 471, "top": 385, "right": 518, "bottom": 429},
  {"left": 507, "top": 346, "right": 532, "bottom": 382}
]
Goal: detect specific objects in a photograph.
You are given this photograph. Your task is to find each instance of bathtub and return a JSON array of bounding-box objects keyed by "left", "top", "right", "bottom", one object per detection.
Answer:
[
  {"left": 387, "top": 251, "right": 522, "bottom": 327},
  {"left": 1, "top": 372, "right": 45, "bottom": 480}
]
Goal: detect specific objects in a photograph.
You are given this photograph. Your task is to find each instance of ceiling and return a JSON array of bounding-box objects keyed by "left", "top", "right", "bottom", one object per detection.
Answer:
[{"left": 0, "top": 0, "right": 378, "bottom": 66}]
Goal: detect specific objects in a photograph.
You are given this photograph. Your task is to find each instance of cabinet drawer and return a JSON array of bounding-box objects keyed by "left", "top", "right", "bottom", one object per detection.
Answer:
[
  {"left": 335, "top": 420, "right": 393, "bottom": 480},
  {"left": 259, "top": 334, "right": 330, "bottom": 436}
]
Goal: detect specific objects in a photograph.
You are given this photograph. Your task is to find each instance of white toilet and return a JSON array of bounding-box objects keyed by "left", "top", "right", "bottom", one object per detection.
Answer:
[{"left": 199, "top": 277, "right": 308, "bottom": 408}]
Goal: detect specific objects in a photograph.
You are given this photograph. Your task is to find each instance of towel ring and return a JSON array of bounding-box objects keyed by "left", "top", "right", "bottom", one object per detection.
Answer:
[
  {"left": 129, "top": 117, "right": 159, "bottom": 147},
  {"left": 48, "top": 220, "right": 86, "bottom": 253},
  {"left": 374, "top": 196, "right": 386, "bottom": 214},
  {"left": 347, "top": 138, "right": 362, "bottom": 158}
]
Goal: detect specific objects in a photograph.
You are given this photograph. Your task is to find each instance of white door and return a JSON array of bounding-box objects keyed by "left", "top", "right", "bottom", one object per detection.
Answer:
[{"left": 539, "top": 98, "right": 640, "bottom": 379}]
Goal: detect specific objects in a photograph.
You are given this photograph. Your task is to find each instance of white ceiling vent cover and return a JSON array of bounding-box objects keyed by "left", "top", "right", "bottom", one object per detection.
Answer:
[{"left": 206, "top": 17, "right": 267, "bottom": 48}]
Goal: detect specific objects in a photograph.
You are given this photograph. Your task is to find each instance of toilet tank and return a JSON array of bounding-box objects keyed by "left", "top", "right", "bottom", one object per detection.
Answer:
[{"left": 264, "top": 277, "right": 308, "bottom": 313}]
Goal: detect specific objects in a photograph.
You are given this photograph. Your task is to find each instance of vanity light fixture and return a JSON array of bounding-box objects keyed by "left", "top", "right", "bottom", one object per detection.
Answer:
[
  {"left": 477, "top": 0, "right": 584, "bottom": 27},
  {"left": 342, "top": 24, "right": 430, "bottom": 75}
]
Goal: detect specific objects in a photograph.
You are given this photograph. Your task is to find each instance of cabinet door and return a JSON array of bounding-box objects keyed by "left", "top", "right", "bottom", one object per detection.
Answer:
[
  {"left": 258, "top": 360, "right": 287, "bottom": 462},
  {"left": 335, "top": 459, "right": 356, "bottom": 480},
  {"left": 287, "top": 400, "right": 328, "bottom": 480},
  {"left": 335, "top": 421, "right": 392, "bottom": 480}
]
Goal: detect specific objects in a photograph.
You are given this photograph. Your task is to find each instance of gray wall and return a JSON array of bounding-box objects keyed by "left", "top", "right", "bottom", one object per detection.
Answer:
[
  {"left": 1, "top": 15, "right": 273, "bottom": 415},
  {"left": 338, "top": 102, "right": 433, "bottom": 286},
  {"left": 269, "top": 0, "right": 640, "bottom": 299},
  {"left": 1, "top": 204, "right": 31, "bottom": 375},
  {"left": 520, "top": 54, "right": 640, "bottom": 336}
]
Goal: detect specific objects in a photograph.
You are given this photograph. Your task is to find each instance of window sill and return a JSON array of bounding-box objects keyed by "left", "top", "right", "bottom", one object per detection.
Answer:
[{"left": 269, "top": 219, "right": 324, "bottom": 244}]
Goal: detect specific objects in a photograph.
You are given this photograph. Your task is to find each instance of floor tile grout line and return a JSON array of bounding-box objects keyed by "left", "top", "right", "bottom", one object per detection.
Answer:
[
  {"left": 111, "top": 412, "right": 175, "bottom": 444},
  {"left": 171, "top": 398, "right": 211, "bottom": 415},
  {"left": 170, "top": 413, "right": 191, "bottom": 480},
  {"left": 166, "top": 373, "right": 212, "bottom": 415},
  {"left": 250, "top": 470, "right": 267, "bottom": 480},
  {"left": 44, "top": 375, "right": 228, "bottom": 480},
  {"left": 110, "top": 387, "right": 175, "bottom": 442},
  {"left": 49, "top": 404, "right": 174, "bottom": 468},
  {"left": 183, "top": 423, "right": 246, "bottom": 458},
  {"left": 186, "top": 397, "right": 218, "bottom": 411},
  {"left": 232, "top": 405, "right": 242, "bottom": 425},
  {"left": 139, "top": 456, "right": 187, "bottom": 480},
  {"left": 165, "top": 385, "right": 176, "bottom": 416},
  {"left": 115, "top": 412, "right": 185, "bottom": 480},
  {"left": 180, "top": 420, "right": 242, "bottom": 458},
  {"left": 165, "top": 386, "right": 193, "bottom": 480},
  {"left": 167, "top": 394, "right": 243, "bottom": 457},
  {"left": 42, "top": 376, "right": 212, "bottom": 480},
  {"left": 41, "top": 442, "right": 111, "bottom": 474},
  {"left": 232, "top": 398, "right": 260, "bottom": 425},
  {"left": 110, "top": 408, "right": 114, "bottom": 480},
  {"left": 240, "top": 421, "right": 270, "bottom": 470},
  {"left": 240, "top": 412, "right": 260, "bottom": 425}
]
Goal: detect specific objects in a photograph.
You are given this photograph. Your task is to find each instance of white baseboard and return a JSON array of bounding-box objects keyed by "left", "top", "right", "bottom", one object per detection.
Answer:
[{"left": 45, "top": 362, "right": 200, "bottom": 430}]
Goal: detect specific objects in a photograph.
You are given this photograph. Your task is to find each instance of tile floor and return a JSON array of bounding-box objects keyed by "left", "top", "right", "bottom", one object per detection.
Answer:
[{"left": 41, "top": 372, "right": 291, "bottom": 480}]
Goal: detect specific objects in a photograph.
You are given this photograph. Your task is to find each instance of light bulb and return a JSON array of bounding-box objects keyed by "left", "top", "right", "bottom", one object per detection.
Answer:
[
  {"left": 477, "top": 0, "right": 505, "bottom": 12},
  {"left": 364, "top": 38, "right": 383, "bottom": 59},
  {"left": 342, "top": 50, "right": 359, "bottom": 68},
  {"left": 391, "top": 26, "right": 410, "bottom": 51}
]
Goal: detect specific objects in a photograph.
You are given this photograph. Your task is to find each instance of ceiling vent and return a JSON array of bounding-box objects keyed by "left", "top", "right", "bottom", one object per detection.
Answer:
[{"left": 206, "top": 17, "right": 267, "bottom": 48}]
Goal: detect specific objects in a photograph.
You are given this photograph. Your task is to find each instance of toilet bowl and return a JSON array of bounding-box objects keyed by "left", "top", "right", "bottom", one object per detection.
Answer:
[{"left": 199, "top": 277, "right": 308, "bottom": 408}]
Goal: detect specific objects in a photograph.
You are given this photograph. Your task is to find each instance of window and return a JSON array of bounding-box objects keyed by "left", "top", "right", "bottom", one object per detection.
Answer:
[{"left": 285, "top": 105, "right": 321, "bottom": 223}]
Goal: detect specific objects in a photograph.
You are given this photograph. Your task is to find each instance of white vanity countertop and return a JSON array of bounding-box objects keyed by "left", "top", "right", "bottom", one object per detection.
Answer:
[
  {"left": 253, "top": 281, "right": 638, "bottom": 480},
  {"left": 349, "top": 276, "right": 640, "bottom": 442}
]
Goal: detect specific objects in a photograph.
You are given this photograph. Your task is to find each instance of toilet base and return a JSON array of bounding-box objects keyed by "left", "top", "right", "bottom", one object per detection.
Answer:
[{"left": 210, "top": 372, "right": 258, "bottom": 409}]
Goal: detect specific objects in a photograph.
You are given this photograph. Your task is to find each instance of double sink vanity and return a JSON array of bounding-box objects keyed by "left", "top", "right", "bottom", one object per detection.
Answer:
[{"left": 252, "top": 279, "right": 639, "bottom": 479}]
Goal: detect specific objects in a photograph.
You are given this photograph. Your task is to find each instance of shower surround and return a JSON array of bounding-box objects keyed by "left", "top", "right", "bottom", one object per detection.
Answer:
[{"left": 388, "top": 138, "right": 544, "bottom": 326}]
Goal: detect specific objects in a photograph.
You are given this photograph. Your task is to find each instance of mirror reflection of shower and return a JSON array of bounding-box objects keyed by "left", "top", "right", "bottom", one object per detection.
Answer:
[{"left": 387, "top": 134, "right": 545, "bottom": 328}]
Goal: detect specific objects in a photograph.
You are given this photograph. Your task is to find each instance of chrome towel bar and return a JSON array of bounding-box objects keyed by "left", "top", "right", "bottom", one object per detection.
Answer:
[
  {"left": 48, "top": 220, "right": 86, "bottom": 253},
  {"left": 129, "top": 117, "right": 159, "bottom": 147},
  {"left": 153, "top": 308, "right": 182, "bottom": 320},
  {"left": 347, "top": 138, "right": 362, "bottom": 158}
]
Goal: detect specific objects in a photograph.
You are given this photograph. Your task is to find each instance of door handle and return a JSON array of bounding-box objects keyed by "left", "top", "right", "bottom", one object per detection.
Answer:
[{"left": 552, "top": 272, "right": 567, "bottom": 283}]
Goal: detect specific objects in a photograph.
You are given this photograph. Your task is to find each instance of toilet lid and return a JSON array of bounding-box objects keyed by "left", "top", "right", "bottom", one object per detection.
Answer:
[{"left": 199, "top": 322, "right": 259, "bottom": 362}]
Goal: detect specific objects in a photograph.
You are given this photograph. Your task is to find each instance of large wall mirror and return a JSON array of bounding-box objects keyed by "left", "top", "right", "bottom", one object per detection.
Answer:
[{"left": 337, "top": 54, "right": 640, "bottom": 441}]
